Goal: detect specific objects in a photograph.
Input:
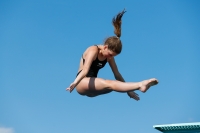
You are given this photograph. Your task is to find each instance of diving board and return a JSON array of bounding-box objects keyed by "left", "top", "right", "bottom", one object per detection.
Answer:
[{"left": 153, "top": 122, "right": 200, "bottom": 133}]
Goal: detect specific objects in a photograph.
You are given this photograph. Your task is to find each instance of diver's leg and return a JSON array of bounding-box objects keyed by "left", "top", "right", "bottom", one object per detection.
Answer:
[{"left": 76, "top": 77, "right": 158, "bottom": 95}]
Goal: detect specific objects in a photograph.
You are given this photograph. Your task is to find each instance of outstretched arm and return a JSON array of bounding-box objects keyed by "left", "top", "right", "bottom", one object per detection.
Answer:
[
  {"left": 108, "top": 58, "right": 140, "bottom": 101},
  {"left": 66, "top": 46, "right": 98, "bottom": 93}
]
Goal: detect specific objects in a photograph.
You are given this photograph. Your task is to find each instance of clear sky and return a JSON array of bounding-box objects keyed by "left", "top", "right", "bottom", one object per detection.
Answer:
[{"left": 0, "top": 0, "right": 200, "bottom": 133}]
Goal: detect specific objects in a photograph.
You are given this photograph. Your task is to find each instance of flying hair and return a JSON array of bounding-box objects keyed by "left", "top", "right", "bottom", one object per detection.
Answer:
[
  {"left": 104, "top": 9, "right": 126, "bottom": 54},
  {"left": 112, "top": 8, "right": 126, "bottom": 38}
]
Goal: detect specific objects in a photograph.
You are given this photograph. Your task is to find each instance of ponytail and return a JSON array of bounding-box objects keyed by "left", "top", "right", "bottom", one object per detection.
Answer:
[
  {"left": 104, "top": 9, "right": 126, "bottom": 54},
  {"left": 112, "top": 9, "right": 126, "bottom": 38}
]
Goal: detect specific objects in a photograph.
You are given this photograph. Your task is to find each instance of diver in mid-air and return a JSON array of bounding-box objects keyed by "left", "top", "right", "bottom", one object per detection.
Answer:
[{"left": 66, "top": 9, "right": 158, "bottom": 100}]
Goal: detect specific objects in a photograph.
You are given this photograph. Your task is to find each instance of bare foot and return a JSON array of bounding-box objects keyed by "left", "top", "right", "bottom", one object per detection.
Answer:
[{"left": 139, "top": 78, "right": 158, "bottom": 93}]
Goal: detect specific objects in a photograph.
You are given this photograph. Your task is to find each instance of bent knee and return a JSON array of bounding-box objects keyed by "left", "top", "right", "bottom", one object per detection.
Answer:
[{"left": 76, "top": 84, "right": 88, "bottom": 95}]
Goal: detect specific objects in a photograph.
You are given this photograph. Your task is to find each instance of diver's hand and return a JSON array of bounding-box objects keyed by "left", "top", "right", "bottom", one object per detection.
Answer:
[
  {"left": 66, "top": 82, "right": 76, "bottom": 93},
  {"left": 127, "top": 91, "right": 140, "bottom": 101}
]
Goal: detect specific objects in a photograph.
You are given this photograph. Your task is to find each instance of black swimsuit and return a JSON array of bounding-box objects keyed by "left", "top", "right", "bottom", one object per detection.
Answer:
[{"left": 76, "top": 45, "right": 107, "bottom": 77}]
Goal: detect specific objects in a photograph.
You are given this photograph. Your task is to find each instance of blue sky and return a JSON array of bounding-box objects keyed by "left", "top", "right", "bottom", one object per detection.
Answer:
[{"left": 0, "top": 0, "right": 200, "bottom": 133}]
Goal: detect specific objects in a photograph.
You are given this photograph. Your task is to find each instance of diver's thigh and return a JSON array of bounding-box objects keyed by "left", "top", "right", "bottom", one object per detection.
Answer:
[
  {"left": 88, "top": 77, "right": 110, "bottom": 91},
  {"left": 76, "top": 77, "right": 110, "bottom": 93}
]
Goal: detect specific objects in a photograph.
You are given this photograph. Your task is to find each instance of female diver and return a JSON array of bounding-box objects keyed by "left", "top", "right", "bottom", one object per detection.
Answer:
[{"left": 66, "top": 9, "right": 158, "bottom": 101}]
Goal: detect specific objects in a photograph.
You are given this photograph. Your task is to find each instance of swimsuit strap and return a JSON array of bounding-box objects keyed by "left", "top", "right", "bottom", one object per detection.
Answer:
[{"left": 95, "top": 45, "right": 99, "bottom": 49}]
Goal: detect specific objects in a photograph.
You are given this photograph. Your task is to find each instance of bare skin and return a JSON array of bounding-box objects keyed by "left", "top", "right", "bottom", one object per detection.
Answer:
[{"left": 66, "top": 45, "right": 158, "bottom": 101}]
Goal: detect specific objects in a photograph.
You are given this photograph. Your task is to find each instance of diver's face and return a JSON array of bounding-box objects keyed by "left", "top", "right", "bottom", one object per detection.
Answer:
[{"left": 102, "top": 45, "right": 117, "bottom": 59}]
